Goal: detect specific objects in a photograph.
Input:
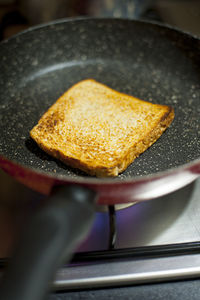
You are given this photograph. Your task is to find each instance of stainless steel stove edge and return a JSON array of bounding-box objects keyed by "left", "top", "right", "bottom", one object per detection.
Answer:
[{"left": 53, "top": 253, "right": 200, "bottom": 290}]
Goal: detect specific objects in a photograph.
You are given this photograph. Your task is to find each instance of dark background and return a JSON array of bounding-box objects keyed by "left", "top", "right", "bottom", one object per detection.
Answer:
[{"left": 0, "top": 0, "right": 200, "bottom": 40}]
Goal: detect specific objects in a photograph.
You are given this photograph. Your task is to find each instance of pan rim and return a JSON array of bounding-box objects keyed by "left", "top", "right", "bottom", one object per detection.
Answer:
[
  {"left": 0, "top": 17, "right": 200, "bottom": 185},
  {"left": 1, "top": 15, "right": 200, "bottom": 46},
  {"left": 1, "top": 154, "right": 200, "bottom": 185}
]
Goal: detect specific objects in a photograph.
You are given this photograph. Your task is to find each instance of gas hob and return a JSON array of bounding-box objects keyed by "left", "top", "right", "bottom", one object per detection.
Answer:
[{"left": 0, "top": 169, "right": 200, "bottom": 290}]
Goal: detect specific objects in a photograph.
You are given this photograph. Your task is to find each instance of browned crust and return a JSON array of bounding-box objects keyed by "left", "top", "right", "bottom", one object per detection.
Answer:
[
  {"left": 30, "top": 80, "right": 175, "bottom": 177},
  {"left": 114, "top": 106, "right": 175, "bottom": 177}
]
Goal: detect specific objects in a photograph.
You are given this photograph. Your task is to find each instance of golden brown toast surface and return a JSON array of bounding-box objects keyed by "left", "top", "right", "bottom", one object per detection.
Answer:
[{"left": 30, "top": 79, "right": 174, "bottom": 177}]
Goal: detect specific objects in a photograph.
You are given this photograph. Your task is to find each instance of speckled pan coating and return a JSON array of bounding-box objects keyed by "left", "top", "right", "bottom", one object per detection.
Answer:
[{"left": 0, "top": 18, "right": 200, "bottom": 180}]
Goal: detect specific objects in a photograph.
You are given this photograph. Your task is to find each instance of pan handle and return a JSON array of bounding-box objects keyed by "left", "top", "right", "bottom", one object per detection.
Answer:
[{"left": 0, "top": 185, "right": 97, "bottom": 300}]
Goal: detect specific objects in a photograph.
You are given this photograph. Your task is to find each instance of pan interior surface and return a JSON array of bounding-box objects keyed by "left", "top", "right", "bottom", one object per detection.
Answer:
[{"left": 0, "top": 18, "right": 200, "bottom": 181}]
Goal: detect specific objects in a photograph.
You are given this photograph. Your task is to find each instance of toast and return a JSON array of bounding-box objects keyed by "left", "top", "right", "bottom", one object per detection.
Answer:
[{"left": 30, "top": 79, "right": 174, "bottom": 177}]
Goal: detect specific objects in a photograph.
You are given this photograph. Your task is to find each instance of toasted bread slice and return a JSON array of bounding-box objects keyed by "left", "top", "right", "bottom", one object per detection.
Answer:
[{"left": 30, "top": 79, "right": 174, "bottom": 177}]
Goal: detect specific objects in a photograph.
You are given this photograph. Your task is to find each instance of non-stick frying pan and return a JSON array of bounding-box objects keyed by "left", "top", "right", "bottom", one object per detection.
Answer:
[{"left": 0, "top": 18, "right": 200, "bottom": 300}]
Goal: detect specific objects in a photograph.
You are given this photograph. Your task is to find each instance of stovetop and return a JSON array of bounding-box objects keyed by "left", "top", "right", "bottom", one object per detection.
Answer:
[
  {"left": 1, "top": 168, "right": 200, "bottom": 289},
  {"left": 55, "top": 176, "right": 200, "bottom": 290}
]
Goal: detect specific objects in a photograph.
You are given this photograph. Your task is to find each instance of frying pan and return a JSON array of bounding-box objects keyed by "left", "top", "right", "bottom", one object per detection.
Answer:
[{"left": 0, "top": 18, "right": 200, "bottom": 300}]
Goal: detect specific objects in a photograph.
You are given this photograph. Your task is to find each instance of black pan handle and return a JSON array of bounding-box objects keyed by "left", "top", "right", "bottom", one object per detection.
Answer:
[{"left": 0, "top": 185, "right": 97, "bottom": 300}]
